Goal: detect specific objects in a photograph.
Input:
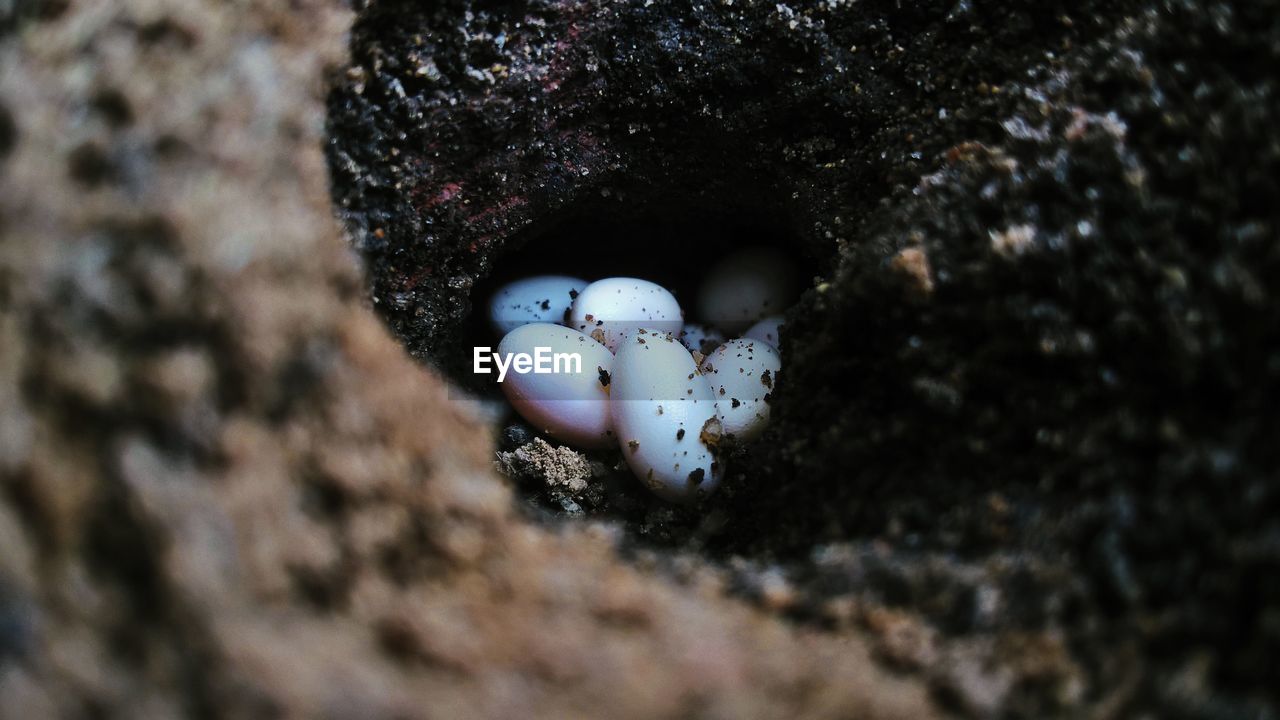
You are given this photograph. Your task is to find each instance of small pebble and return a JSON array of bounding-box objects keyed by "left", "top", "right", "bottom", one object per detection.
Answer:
[{"left": 500, "top": 423, "right": 534, "bottom": 450}]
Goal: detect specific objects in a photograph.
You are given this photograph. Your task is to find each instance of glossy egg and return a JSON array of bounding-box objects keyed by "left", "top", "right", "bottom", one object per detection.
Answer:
[
  {"left": 744, "top": 314, "right": 785, "bottom": 351},
  {"left": 610, "top": 330, "right": 721, "bottom": 503},
  {"left": 699, "top": 338, "right": 782, "bottom": 441},
  {"left": 567, "top": 277, "right": 683, "bottom": 352},
  {"left": 678, "top": 323, "right": 726, "bottom": 355},
  {"left": 696, "top": 248, "right": 796, "bottom": 333},
  {"left": 489, "top": 275, "right": 587, "bottom": 335},
  {"left": 496, "top": 323, "right": 614, "bottom": 448}
]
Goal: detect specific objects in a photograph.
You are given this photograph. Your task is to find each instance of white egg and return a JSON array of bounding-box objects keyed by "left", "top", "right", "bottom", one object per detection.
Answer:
[
  {"left": 489, "top": 275, "right": 587, "bottom": 335},
  {"left": 744, "top": 314, "right": 785, "bottom": 351},
  {"left": 610, "top": 330, "right": 721, "bottom": 503},
  {"left": 678, "top": 323, "right": 726, "bottom": 355},
  {"left": 496, "top": 323, "right": 614, "bottom": 448},
  {"left": 699, "top": 338, "right": 782, "bottom": 441},
  {"left": 567, "top": 277, "right": 683, "bottom": 352},
  {"left": 696, "top": 247, "right": 797, "bottom": 333}
]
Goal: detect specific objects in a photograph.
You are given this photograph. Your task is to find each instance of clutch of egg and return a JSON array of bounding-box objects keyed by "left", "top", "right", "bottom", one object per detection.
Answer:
[{"left": 490, "top": 248, "right": 793, "bottom": 504}]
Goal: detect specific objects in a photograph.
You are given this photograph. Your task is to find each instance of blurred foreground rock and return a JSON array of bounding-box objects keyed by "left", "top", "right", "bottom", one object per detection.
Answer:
[
  {"left": 0, "top": 2, "right": 933, "bottom": 718},
  {"left": 3, "top": 0, "right": 1278, "bottom": 718}
]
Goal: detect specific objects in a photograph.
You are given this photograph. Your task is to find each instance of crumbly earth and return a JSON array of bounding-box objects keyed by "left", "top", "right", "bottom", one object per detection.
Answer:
[
  {"left": 494, "top": 437, "right": 609, "bottom": 520},
  {"left": 724, "top": 7, "right": 1280, "bottom": 717},
  {"left": 327, "top": 0, "right": 1280, "bottom": 718},
  {"left": 0, "top": 1, "right": 1275, "bottom": 720},
  {"left": 0, "top": 2, "right": 941, "bottom": 719},
  {"left": 497, "top": 438, "right": 594, "bottom": 494}
]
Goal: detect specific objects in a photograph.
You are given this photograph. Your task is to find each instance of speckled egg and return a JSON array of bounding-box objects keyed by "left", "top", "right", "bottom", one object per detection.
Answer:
[
  {"left": 610, "top": 330, "right": 721, "bottom": 503},
  {"left": 678, "top": 322, "right": 726, "bottom": 355},
  {"left": 496, "top": 323, "right": 614, "bottom": 448},
  {"left": 567, "top": 277, "right": 683, "bottom": 352},
  {"left": 696, "top": 248, "right": 796, "bottom": 333},
  {"left": 699, "top": 338, "right": 782, "bottom": 441},
  {"left": 489, "top": 275, "right": 587, "bottom": 335},
  {"left": 744, "top": 314, "right": 785, "bottom": 351}
]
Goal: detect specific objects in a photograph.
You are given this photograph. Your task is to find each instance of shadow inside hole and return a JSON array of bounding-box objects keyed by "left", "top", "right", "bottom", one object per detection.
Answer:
[
  {"left": 453, "top": 201, "right": 813, "bottom": 401},
  {"left": 449, "top": 200, "right": 817, "bottom": 534}
]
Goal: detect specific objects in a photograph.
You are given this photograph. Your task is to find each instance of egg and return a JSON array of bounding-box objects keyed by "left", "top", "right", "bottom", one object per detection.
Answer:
[
  {"left": 610, "top": 330, "right": 721, "bottom": 503},
  {"left": 696, "top": 247, "right": 797, "bottom": 333},
  {"left": 678, "top": 323, "right": 726, "bottom": 355},
  {"left": 744, "top": 314, "right": 785, "bottom": 351},
  {"left": 567, "top": 277, "right": 683, "bottom": 352},
  {"left": 489, "top": 275, "right": 587, "bottom": 335},
  {"left": 699, "top": 338, "right": 782, "bottom": 441},
  {"left": 496, "top": 323, "right": 614, "bottom": 448}
]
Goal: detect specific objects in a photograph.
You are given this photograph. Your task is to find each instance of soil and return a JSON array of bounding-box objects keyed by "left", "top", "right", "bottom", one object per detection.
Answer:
[{"left": 0, "top": 0, "right": 1275, "bottom": 718}]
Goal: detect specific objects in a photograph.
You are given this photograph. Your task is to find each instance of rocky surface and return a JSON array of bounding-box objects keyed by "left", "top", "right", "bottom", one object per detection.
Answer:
[
  {"left": 0, "top": 1, "right": 933, "bottom": 719},
  {"left": 2, "top": 0, "right": 1276, "bottom": 718},
  {"left": 728, "top": 5, "right": 1280, "bottom": 717},
  {"left": 329, "top": 0, "right": 1280, "bottom": 717}
]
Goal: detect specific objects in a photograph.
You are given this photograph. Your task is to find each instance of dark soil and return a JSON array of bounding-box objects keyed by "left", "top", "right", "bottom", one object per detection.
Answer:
[{"left": 327, "top": 1, "right": 1279, "bottom": 717}]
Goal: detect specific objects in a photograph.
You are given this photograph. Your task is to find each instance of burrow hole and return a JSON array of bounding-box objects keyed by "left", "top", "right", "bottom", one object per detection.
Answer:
[{"left": 455, "top": 201, "right": 817, "bottom": 541}]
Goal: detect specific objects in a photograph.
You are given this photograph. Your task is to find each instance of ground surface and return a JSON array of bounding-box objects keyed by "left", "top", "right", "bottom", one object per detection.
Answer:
[{"left": 2, "top": 0, "right": 1277, "bottom": 718}]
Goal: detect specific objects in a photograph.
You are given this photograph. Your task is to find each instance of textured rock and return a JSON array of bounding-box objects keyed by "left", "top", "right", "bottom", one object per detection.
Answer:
[
  {"left": 0, "top": 2, "right": 936, "bottom": 719},
  {"left": 2, "top": 0, "right": 1277, "bottom": 718},
  {"left": 328, "top": 0, "right": 1280, "bottom": 717},
  {"left": 730, "top": 6, "right": 1280, "bottom": 716}
]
